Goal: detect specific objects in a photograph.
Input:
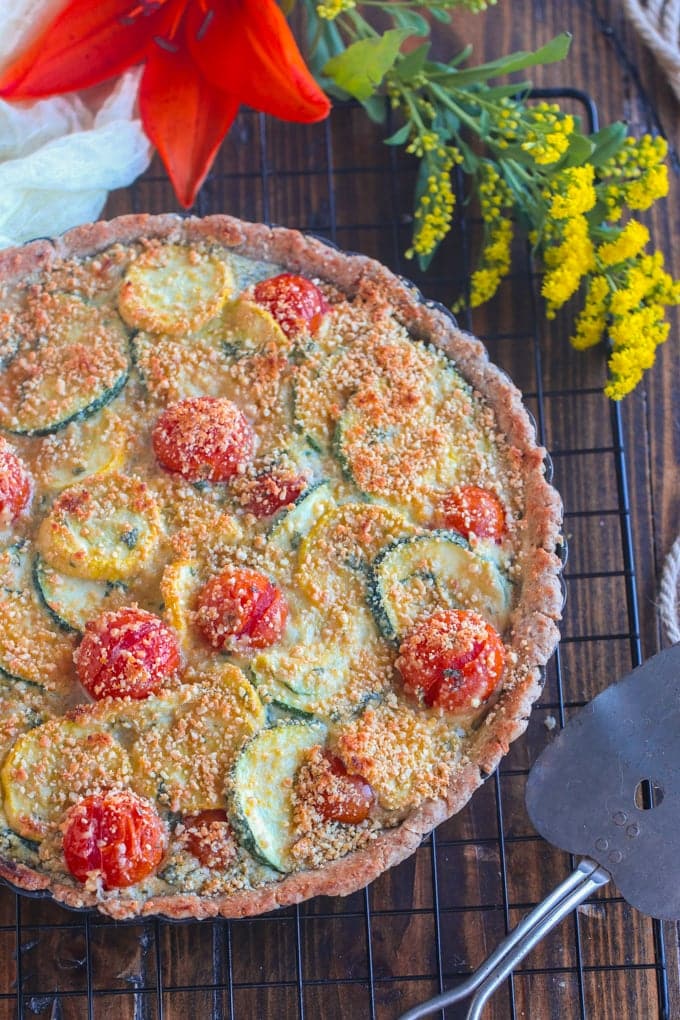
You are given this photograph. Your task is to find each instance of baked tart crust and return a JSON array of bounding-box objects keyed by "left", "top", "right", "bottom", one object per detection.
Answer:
[{"left": 0, "top": 215, "right": 562, "bottom": 919}]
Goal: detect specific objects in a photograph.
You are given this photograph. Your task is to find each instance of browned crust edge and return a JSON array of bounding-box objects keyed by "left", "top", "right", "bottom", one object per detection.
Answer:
[{"left": 0, "top": 214, "right": 562, "bottom": 921}]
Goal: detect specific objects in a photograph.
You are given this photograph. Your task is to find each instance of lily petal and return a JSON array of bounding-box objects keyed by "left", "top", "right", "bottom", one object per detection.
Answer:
[
  {"left": 186, "top": 0, "right": 330, "bottom": 124},
  {"left": 140, "top": 35, "right": 239, "bottom": 208},
  {"left": 0, "top": 0, "right": 170, "bottom": 98}
]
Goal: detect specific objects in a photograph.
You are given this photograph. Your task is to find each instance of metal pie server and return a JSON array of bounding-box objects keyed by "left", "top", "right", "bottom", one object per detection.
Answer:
[{"left": 401, "top": 642, "right": 680, "bottom": 1020}]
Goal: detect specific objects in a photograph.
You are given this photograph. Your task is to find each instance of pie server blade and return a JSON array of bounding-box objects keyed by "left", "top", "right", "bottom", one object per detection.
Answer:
[{"left": 401, "top": 643, "right": 680, "bottom": 1020}]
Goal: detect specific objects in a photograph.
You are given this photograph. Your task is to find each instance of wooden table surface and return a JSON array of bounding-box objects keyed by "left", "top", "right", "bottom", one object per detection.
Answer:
[{"left": 2, "top": 2, "right": 679, "bottom": 1018}]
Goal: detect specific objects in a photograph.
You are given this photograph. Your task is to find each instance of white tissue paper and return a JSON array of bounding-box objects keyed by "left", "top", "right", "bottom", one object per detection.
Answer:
[{"left": 0, "top": 0, "right": 153, "bottom": 248}]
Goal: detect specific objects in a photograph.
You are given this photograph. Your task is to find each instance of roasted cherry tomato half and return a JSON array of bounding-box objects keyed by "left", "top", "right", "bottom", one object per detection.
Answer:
[
  {"left": 397, "top": 608, "right": 505, "bottom": 718},
  {"left": 437, "top": 485, "right": 506, "bottom": 543},
  {"left": 75, "top": 606, "right": 181, "bottom": 700},
  {"left": 152, "top": 396, "right": 254, "bottom": 483},
  {"left": 63, "top": 791, "right": 166, "bottom": 889},
  {"left": 195, "top": 567, "right": 288, "bottom": 650},
  {"left": 0, "top": 436, "right": 31, "bottom": 525},
  {"left": 252, "top": 273, "right": 329, "bottom": 338},
  {"left": 316, "top": 753, "right": 375, "bottom": 825},
  {"left": 183, "top": 809, "right": 237, "bottom": 869},
  {"left": 240, "top": 469, "right": 308, "bottom": 518}
]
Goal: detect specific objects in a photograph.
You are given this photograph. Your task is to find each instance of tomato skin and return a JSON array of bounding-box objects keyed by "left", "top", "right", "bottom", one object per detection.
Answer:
[
  {"left": 316, "top": 753, "right": 375, "bottom": 825},
  {"left": 0, "top": 436, "right": 31, "bottom": 525},
  {"left": 183, "top": 809, "right": 236, "bottom": 869},
  {"left": 437, "top": 486, "right": 506, "bottom": 543},
  {"left": 63, "top": 791, "right": 166, "bottom": 889},
  {"left": 252, "top": 273, "right": 329, "bottom": 338},
  {"left": 396, "top": 608, "right": 505, "bottom": 717},
  {"left": 152, "top": 397, "right": 255, "bottom": 483},
  {"left": 75, "top": 607, "right": 181, "bottom": 700},
  {"left": 195, "top": 568, "right": 288, "bottom": 650},
  {"left": 241, "top": 470, "right": 308, "bottom": 518}
]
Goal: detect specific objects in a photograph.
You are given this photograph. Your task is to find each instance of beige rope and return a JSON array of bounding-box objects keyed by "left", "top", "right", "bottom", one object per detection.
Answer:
[
  {"left": 622, "top": 0, "right": 680, "bottom": 102},
  {"left": 659, "top": 533, "right": 680, "bottom": 644}
]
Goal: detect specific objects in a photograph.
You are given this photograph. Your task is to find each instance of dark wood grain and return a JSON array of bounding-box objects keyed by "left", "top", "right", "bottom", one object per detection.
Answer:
[{"left": 1, "top": 3, "right": 678, "bottom": 1017}]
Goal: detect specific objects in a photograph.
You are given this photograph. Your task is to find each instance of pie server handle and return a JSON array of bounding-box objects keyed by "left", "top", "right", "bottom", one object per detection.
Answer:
[{"left": 398, "top": 857, "right": 610, "bottom": 1020}]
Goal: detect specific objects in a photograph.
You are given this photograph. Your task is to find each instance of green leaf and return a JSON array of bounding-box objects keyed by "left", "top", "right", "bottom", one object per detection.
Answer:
[
  {"left": 391, "top": 9, "right": 430, "bottom": 36},
  {"left": 383, "top": 122, "right": 412, "bottom": 146},
  {"left": 360, "top": 94, "right": 388, "bottom": 124},
  {"left": 588, "top": 122, "right": 628, "bottom": 167},
  {"left": 323, "top": 29, "right": 411, "bottom": 101},
  {"left": 456, "top": 139, "right": 480, "bottom": 174},
  {"left": 432, "top": 105, "right": 459, "bottom": 140},
  {"left": 558, "top": 134, "right": 595, "bottom": 168},
  {"left": 393, "top": 42, "right": 431, "bottom": 82},
  {"left": 430, "top": 6, "right": 453, "bottom": 22},
  {"left": 430, "top": 32, "right": 572, "bottom": 88}
]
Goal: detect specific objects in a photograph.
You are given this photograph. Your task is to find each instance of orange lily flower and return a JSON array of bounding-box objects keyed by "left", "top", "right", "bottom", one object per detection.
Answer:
[{"left": 0, "top": 1, "right": 331, "bottom": 207}]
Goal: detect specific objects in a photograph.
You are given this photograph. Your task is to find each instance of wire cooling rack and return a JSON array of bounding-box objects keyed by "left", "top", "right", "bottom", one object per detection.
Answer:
[{"left": 0, "top": 90, "right": 670, "bottom": 1019}]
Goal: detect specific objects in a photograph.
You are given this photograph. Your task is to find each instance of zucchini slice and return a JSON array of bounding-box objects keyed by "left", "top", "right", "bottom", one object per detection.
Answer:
[
  {"left": 369, "top": 530, "right": 511, "bottom": 641},
  {"left": 250, "top": 606, "right": 390, "bottom": 720},
  {"left": 0, "top": 678, "right": 49, "bottom": 767},
  {"left": 37, "top": 472, "right": 163, "bottom": 582},
  {"left": 230, "top": 720, "right": 326, "bottom": 872},
  {"left": 0, "top": 293, "right": 130, "bottom": 436},
  {"left": 0, "top": 543, "right": 75, "bottom": 691},
  {"left": 293, "top": 347, "right": 362, "bottom": 454},
  {"left": 132, "top": 326, "right": 237, "bottom": 405},
  {"left": 267, "top": 480, "right": 333, "bottom": 558},
  {"left": 1, "top": 716, "right": 132, "bottom": 840},
  {"left": 118, "top": 243, "right": 233, "bottom": 335},
  {"left": 334, "top": 358, "right": 474, "bottom": 500},
  {"left": 34, "top": 554, "right": 130, "bottom": 634},
  {"left": 334, "top": 698, "right": 456, "bottom": 812},
  {"left": 34, "top": 409, "right": 128, "bottom": 492},
  {"left": 297, "top": 502, "right": 415, "bottom": 609},
  {"left": 129, "top": 665, "right": 265, "bottom": 814},
  {"left": 225, "top": 254, "right": 282, "bottom": 292}
]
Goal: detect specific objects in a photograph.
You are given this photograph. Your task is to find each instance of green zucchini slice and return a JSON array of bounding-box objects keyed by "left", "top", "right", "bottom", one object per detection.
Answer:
[
  {"left": 0, "top": 542, "right": 75, "bottom": 691},
  {"left": 334, "top": 358, "right": 475, "bottom": 500},
  {"left": 297, "top": 502, "right": 415, "bottom": 608},
  {"left": 249, "top": 606, "right": 387, "bottom": 719},
  {"left": 33, "top": 554, "right": 130, "bottom": 634},
  {"left": 0, "top": 293, "right": 130, "bottom": 436},
  {"left": 34, "top": 409, "right": 128, "bottom": 491},
  {"left": 369, "top": 530, "right": 511, "bottom": 641},
  {"left": 267, "top": 479, "right": 333, "bottom": 557},
  {"left": 230, "top": 720, "right": 326, "bottom": 872}
]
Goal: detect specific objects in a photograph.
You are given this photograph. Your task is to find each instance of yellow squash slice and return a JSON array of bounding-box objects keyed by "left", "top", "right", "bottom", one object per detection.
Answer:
[
  {"left": 37, "top": 472, "right": 162, "bottom": 581},
  {"left": 297, "top": 502, "right": 415, "bottom": 608},
  {"left": 119, "top": 243, "right": 233, "bottom": 335},
  {"left": 1, "top": 716, "right": 132, "bottom": 840},
  {"left": 129, "top": 665, "right": 265, "bottom": 814}
]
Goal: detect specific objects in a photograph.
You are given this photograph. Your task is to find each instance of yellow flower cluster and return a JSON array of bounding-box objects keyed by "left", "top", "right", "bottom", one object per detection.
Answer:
[
  {"left": 519, "top": 102, "right": 575, "bottom": 165},
  {"left": 566, "top": 222, "right": 680, "bottom": 398},
  {"left": 542, "top": 215, "right": 594, "bottom": 315},
  {"left": 406, "top": 145, "right": 462, "bottom": 259},
  {"left": 604, "top": 247, "right": 680, "bottom": 399},
  {"left": 600, "top": 135, "right": 669, "bottom": 221},
  {"left": 316, "top": 0, "right": 356, "bottom": 19},
  {"left": 468, "top": 163, "right": 514, "bottom": 307},
  {"left": 571, "top": 275, "right": 609, "bottom": 350},
  {"left": 597, "top": 219, "right": 649, "bottom": 267},
  {"left": 547, "top": 165, "right": 596, "bottom": 220}
]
